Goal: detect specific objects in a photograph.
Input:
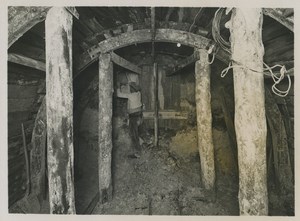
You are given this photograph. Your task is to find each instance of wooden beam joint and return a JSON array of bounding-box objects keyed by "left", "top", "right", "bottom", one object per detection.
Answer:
[
  {"left": 166, "top": 51, "right": 199, "bottom": 76},
  {"left": 111, "top": 52, "right": 142, "bottom": 74}
]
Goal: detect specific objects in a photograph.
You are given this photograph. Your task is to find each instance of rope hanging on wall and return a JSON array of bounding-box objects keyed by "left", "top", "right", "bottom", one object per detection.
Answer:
[{"left": 220, "top": 60, "right": 292, "bottom": 97}]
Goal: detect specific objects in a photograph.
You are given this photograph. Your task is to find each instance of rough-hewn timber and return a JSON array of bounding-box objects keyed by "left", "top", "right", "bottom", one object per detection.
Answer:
[
  {"left": 8, "top": 6, "right": 50, "bottom": 48},
  {"left": 265, "top": 88, "right": 293, "bottom": 194},
  {"left": 263, "top": 8, "right": 293, "bottom": 32},
  {"left": 98, "top": 53, "right": 113, "bottom": 203},
  {"left": 30, "top": 98, "right": 47, "bottom": 207},
  {"left": 195, "top": 49, "right": 215, "bottom": 190},
  {"left": 166, "top": 51, "right": 199, "bottom": 76},
  {"left": 111, "top": 52, "right": 142, "bottom": 74},
  {"left": 8, "top": 53, "right": 46, "bottom": 72},
  {"left": 45, "top": 7, "right": 76, "bottom": 214},
  {"left": 229, "top": 8, "right": 268, "bottom": 215},
  {"left": 77, "top": 29, "right": 228, "bottom": 74},
  {"left": 153, "top": 63, "right": 159, "bottom": 147}
]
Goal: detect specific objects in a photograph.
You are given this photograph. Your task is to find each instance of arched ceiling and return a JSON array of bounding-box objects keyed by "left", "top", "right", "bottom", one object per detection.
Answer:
[{"left": 8, "top": 6, "right": 294, "bottom": 76}]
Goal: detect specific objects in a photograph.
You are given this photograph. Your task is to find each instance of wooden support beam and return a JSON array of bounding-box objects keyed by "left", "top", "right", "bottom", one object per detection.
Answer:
[
  {"left": 166, "top": 51, "right": 199, "bottom": 76},
  {"left": 143, "top": 111, "right": 188, "bottom": 120},
  {"left": 8, "top": 7, "right": 50, "bottom": 48},
  {"left": 265, "top": 88, "right": 293, "bottom": 194},
  {"left": 153, "top": 63, "right": 159, "bottom": 147},
  {"left": 195, "top": 49, "right": 215, "bottom": 191},
  {"left": 30, "top": 98, "right": 47, "bottom": 211},
  {"left": 65, "top": 7, "right": 79, "bottom": 20},
  {"left": 229, "top": 8, "right": 268, "bottom": 215},
  {"left": 45, "top": 7, "right": 76, "bottom": 214},
  {"left": 98, "top": 53, "right": 113, "bottom": 204},
  {"left": 111, "top": 52, "right": 142, "bottom": 74},
  {"left": 77, "top": 28, "right": 227, "bottom": 75},
  {"left": 84, "top": 29, "right": 214, "bottom": 61},
  {"left": 8, "top": 53, "right": 46, "bottom": 72},
  {"left": 263, "top": 8, "right": 293, "bottom": 32}
]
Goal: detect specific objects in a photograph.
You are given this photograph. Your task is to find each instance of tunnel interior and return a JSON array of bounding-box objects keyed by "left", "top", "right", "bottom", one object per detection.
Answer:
[{"left": 7, "top": 7, "right": 294, "bottom": 215}]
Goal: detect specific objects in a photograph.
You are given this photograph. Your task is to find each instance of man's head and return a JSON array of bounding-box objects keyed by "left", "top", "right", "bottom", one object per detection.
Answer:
[{"left": 129, "top": 82, "right": 141, "bottom": 92}]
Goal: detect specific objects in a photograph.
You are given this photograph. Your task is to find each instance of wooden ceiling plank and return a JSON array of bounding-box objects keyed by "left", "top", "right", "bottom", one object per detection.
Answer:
[{"left": 74, "top": 19, "right": 94, "bottom": 37}]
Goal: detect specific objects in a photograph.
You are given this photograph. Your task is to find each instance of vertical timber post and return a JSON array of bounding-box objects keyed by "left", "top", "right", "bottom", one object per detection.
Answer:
[
  {"left": 195, "top": 49, "right": 215, "bottom": 190},
  {"left": 98, "top": 53, "right": 113, "bottom": 203},
  {"left": 229, "top": 8, "right": 268, "bottom": 215},
  {"left": 153, "top": 63, "right": 159, "bottom": 147},
  {"left": 45, "top": 7, "right": 76, "bottom": 214}
]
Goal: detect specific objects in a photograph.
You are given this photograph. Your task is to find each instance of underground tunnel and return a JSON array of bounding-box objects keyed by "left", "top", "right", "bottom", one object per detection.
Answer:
[{"left": 7, "top": 6, "right": 294, "bottom": 216}]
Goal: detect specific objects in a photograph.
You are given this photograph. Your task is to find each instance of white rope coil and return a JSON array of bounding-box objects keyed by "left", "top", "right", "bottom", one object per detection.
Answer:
[{"left": 221, "top": 61, "right": 291, "bottom": 97}]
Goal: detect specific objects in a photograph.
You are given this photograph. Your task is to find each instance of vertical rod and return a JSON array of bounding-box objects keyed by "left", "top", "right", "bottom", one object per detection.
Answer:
[
  {"left": 229, "top": 8, "right": 268, "bottom": 215},
  {"left": 153, "top": 63, "right": 159, "bottom": 147},
  {"left": 21, "top": 123, "right": 31, "bottom": 196},
  {"left": 151, "top": 7, "right": 156, "bottom": 62},
  {"left": 45, "top": 7, "right": 76, "bottom": 214},
  {"left": 195, "top": 49, "right": 215, "bottom": 191},
  {"left": 151, "top": 7, "right": 158, "bottom": 147}
]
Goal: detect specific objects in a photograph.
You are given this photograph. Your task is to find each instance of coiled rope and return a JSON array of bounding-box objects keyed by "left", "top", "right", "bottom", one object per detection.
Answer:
[
  {"left": 221, "top": 60, "right": 291, "bottom": 97},
  {"left": 212, "top": 8, "right": 231, "bottom": 54},
  {"left": 212, "top": 7, "right": 291, "bottom": 97}
]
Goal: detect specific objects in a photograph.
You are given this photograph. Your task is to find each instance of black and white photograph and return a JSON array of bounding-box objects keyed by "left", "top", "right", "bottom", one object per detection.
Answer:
[{"left": 1, "top": 0, "right": 298, "bottom": 219}]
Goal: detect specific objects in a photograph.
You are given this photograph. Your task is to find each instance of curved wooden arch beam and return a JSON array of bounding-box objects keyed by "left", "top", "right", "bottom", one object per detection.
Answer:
[
  {"left": 75, "top": 28, "right": 230, "bottom": 74},
  {"left": 8, "top": 7, "right": 51, "bottom": 48},
  {"left": 8, "top": 7, "right": 78, "bottom": 49},
  {"left": 263, "top": 8, "right": 293, "bottom": 32}
]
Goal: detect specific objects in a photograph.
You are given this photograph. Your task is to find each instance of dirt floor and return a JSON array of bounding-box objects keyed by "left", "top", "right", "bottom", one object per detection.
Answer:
[
  {"left": 9, "top": 118, "right": 294, "bottom": 215},
  {"left": 90, "top": 118, "right": 240, "bottom": 215}
]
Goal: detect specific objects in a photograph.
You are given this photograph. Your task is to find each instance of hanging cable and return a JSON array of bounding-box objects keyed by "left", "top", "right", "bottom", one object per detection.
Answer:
[
  {"left": 189, "top": 8, "right": 202, "bottom": 33},
  {"left": 212, "top": 8, "right": 231, "bottom": 54},
  {"left": 220, "top": 60, "right": 292, "bottom": 97},
  {"left": 208, "top": 52, "right": 216, "bottom": 64}
]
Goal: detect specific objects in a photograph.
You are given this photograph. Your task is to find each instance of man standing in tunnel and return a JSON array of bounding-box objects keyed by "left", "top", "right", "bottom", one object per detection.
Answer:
[{"left": 116, "top": 81, "right": 143, "bottom": 158}]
